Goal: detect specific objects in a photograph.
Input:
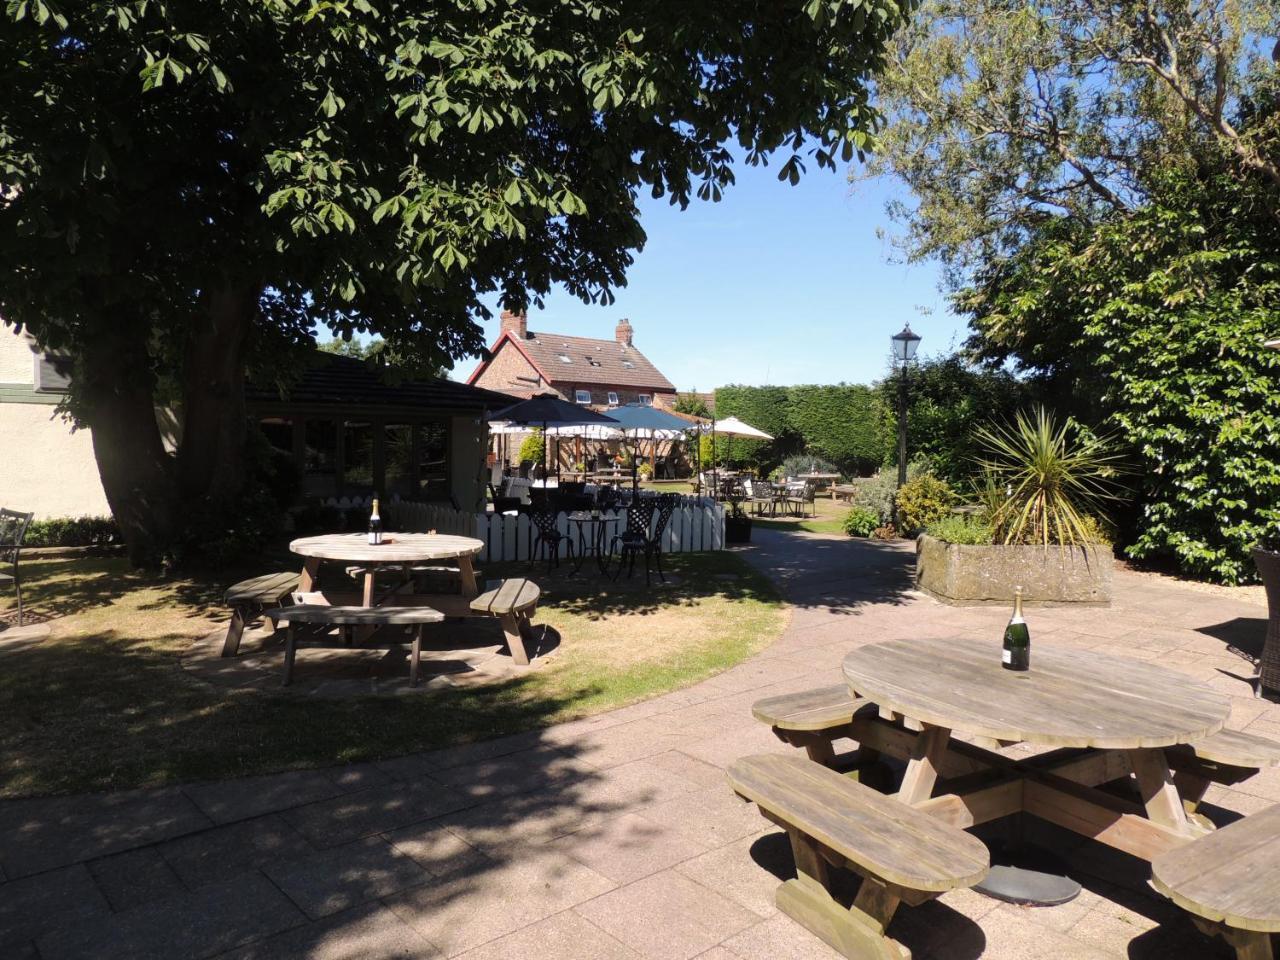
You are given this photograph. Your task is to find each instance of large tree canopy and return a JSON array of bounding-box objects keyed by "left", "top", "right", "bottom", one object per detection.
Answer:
[
  {"left": 863, "top": 0, "right": 1280, "bottom": 275},
  {"left": 1, "top": 0, "right": 910, "bottom": 564}
]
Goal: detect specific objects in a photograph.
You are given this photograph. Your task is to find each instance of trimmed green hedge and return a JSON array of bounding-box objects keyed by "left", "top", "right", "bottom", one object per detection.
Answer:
[{"left": 24, "top": 516, "right": 120, "bottom": 548}]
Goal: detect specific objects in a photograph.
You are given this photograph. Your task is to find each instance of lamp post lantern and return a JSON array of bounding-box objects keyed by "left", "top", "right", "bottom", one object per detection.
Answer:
[{"left": 891, "top": 323, "right": 922, "bottom": 488}]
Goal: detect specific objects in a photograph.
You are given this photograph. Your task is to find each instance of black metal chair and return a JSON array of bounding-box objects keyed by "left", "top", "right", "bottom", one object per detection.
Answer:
[
  {"left": 0, "top": 509, "right": 33, "bottom": 626},
  {"left": 609, "top": 500, "right": 655, "bottom": 583},
  {"left": 528, "top": 509, "right": 573, "bottom": 570}
]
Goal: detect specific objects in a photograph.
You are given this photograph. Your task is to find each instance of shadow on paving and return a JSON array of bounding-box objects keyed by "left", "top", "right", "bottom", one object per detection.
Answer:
[
  {"left": 736, "top": 527, "right": 917, "bottom": 615},
  {"left": 1, "top": 721, "right": 686, "bottom": 959}
]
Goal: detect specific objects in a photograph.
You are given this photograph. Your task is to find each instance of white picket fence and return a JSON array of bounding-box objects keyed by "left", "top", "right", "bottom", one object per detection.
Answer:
[{"left": 384, "top": 499, "right": 725, "bottom": 563}]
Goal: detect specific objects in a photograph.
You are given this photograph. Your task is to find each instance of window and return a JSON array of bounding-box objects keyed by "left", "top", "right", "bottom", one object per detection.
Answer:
[
  {"left": 638, "top": 394, "right": 652, "bottom": 406},
  {"left": 415, "top": 420, "right": 450, "bottom": 501},
  {"left": 342, "top": 420, "right": 376, "bottom": 496},
  {"left": 607, "top": 391, "right": 619, "bottom": 406},
  {"left": 575, "top": 389, "right": 592, "bottom": 404},
  {"left": 558, "top": 354, "right": 572, "bottom": 364},
  {"left": 621, "top": 360, "right": 634, "bottom": 369},
  {"left": 586, "top": 357, "right": 601, "bottom": 367}
]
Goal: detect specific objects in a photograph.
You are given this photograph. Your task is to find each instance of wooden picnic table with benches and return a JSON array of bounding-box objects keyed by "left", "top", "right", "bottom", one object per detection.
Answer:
[{"left": 734, "top": 636, "right": 1280, "bottom": 959}]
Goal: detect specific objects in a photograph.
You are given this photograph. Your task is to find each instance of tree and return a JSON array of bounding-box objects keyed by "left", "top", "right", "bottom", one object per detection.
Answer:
[
  {"left": 877, "top": 354, "right": 1027, "bottom": 484},
  {"left": 961, "top": 169, "right": 1280, "bottom": 582},
  {"left": 673, "top": 391, "right": 711, "bottom": 419},
  {"left": 317, "top": 337, "right": 448, "bottom": 380},
  {"left": 861, "top": 0, "right": 1280, "bottom": 276},
  {"left": 1, "top": 0, "right": 908, "bottom": 565}
]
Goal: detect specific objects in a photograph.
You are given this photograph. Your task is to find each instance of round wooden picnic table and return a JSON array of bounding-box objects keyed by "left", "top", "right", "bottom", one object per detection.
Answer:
[
  {"left": 290, "top": 532, "right": 485, "bottom": 603},
  {"left": 843, "top": 636, "right": 1230, "bottom": 751}
]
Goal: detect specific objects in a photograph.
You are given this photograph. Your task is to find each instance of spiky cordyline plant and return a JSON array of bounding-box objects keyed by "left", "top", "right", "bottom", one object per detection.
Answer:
[{"left": 973, "top": 407, "right": 1125, "bottom": 547}]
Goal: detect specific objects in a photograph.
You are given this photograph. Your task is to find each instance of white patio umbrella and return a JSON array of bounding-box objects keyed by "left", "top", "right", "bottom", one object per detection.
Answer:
[{"left": 701, "top": 416, "right": 774, "bottom": 495}]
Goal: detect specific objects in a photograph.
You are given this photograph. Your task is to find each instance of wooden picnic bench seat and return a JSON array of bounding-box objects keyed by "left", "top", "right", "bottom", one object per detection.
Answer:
[
  {"left": 263, "top": 604, "right": 444, "bottom": 687},
  {"left": 1152, "top": 802, "right": 1280, "bottom": 959},
  {"left": 469, "top": 578, "right": 541, "bottom": 667},
  {"left": 728, "top": 753, "right": 989, "bottom": 960},
  {"left": 222, "top": 572, "right": 301, "bottom": 657},
  {"left": 1165, "top": 729, "right": 1280, "bottom": 816},
  {"left": 752, "top": 685, "right": 873, "bottom": 765}
]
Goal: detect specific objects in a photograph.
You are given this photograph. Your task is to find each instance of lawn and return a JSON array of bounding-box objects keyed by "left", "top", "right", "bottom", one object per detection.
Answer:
[
  {"left": 753, "top": 492, "right": 850, "bottom": 535},
  {"left": 0, "top": 549, "right": 785, "bottom": 798}
]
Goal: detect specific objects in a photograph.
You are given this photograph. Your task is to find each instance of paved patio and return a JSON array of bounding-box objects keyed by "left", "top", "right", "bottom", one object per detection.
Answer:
[{"left": 1, "top": 529, "right": 1273, "bottom": 959}]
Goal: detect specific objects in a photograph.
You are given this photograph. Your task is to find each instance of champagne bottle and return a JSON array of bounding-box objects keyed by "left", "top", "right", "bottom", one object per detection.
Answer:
[
  {"left": 368, "top": 498, "right": 382, "bottom": 545},
  {"left": 1002, "top": 586, "right": 1030, "bottom": 671}
]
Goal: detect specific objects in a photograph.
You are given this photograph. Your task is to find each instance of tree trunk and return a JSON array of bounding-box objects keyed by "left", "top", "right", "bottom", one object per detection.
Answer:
[
  {"left": 78, "top": 325, "right": 178, "bottom": 567},
  {"left": 178, "top": 283, "right": 257, "bottom": 501}
]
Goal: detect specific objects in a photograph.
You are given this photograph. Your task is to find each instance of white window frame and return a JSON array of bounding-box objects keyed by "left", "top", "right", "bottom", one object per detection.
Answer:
[
  {"left": 607, "top": 391, "right": 619, "bottom": 406},
  {"left": 638, "top": 393, "right": 652, "bottom": 405},
  {"left": 575, "top": 389, "right": 592, "bottom": 404}
]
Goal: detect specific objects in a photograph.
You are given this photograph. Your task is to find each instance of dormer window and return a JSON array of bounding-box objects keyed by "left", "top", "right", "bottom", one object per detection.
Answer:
[
  {"left": 575, "top": 389, "right": 592, "bottom": 404},
  {"left": 607, "top": 391, "right": 619, "bottom": 406},
  {"left": 638, "top": 394, "right": 652, "bottom": 406}
]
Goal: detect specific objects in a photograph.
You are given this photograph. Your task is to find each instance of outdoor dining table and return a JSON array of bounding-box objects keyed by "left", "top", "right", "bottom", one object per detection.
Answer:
[
  {"left": 290, "top": 532, "right": 485, "bottom": 609},
  {"left": 565, "top": 510, "right": 619, "bottom": 575},
  {"left": 840, "top": 636, "right": 1231, "bottom": 897}
]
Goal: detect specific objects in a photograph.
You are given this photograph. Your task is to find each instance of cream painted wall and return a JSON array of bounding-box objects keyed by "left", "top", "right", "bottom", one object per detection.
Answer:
[
  {"left": 0, "top": 404, "right": 111, "bottom": 518},
  {"left": 0, "top": 329, "right": 36, "bottom": 383}
]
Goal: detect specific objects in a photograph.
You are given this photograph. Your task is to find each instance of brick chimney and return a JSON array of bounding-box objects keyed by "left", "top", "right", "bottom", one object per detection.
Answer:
[
  {"left": 500, "top": 309, "right": 527, "bottom": 339},
  {"left": 615, "top": 318, "right": 634, "bottom": 346}
]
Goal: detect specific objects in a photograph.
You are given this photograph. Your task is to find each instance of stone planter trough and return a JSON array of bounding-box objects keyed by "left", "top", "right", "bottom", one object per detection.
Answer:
[{"left": 916, "top": 533, "right": 1113, "bottom": 605}]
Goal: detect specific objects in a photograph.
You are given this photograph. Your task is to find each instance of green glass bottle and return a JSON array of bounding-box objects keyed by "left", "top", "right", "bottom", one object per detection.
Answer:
[{"left": 1002, "top": 586, "right": 1030, "bottom": 671}]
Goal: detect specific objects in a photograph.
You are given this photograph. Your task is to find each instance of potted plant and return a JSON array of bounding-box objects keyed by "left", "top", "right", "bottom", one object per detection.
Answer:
[
  {"left": 1252, "top": 533, "right": 1280, "bottom": 697},
  {"left": 916, "top": 407, "right": 1125, "bottom": 604},
  {"left": 724, "top": 491, "right": 752, "bottom": 543}
]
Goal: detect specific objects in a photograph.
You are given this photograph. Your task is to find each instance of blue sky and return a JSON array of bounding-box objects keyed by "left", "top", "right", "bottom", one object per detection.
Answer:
[{"left": 453, "top": 160, "right": 968, "bottom": 390}]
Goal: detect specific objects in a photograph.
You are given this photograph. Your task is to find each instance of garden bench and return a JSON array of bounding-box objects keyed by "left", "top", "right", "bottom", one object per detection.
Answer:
[
  {"left": 751, "top": 684, "right": 872, "bottom": 765},
  {"left": 727, "top": 753, "right": 989, "bottom": 960},
  {"left": 264, "top": 604, "right": 444, "bottom": 686},
  {"left": 469, "top": 578, "right": 541, "bottom": 666},
  {"left": 222, "top": 572, "right": 301, "bottom": 657},
  {"left": 1151, "top": 801, "right": 1280, "bottom": 959},
  {"left": 1165, "top": 728, "right": 1280, "bottom": 816}
]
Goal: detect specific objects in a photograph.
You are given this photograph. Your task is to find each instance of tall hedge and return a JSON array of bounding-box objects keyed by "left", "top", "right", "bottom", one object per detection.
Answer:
[{"left": 711, "top": 383, "right": 884, "bottom": 475}]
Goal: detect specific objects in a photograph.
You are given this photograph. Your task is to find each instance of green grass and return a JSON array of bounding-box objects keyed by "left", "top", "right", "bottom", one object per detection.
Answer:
[
  {"left": 0, "top": 550, "right": 785, "bottom": 798},
  {"left": 753, "top": 493, "right": 850, "bottom": 535}
]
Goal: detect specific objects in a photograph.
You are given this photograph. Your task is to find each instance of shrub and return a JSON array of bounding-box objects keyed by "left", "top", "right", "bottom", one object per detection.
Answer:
[
  {"left": 974, "top": 406, "right": 1125, "bottom": 546},
  {"left": 927, "top": 513, "right": 994, "bottom": 545},
  {"left": 895, "top": 475, "right": 956, "bottom": 534},
  {"left": 518, "top": 430, "right": 545, "bottom": 466},
  {"left": 842, "top": 506, "right": 880, "bottom": 538},
  {"left": 850, "top": 459, "right": 928, "bottom": 524},
  {"left": 166, "top": 484, "right": 281, "bottom": 570},
  {"left": 24, "top": 516, "right": 120, "bottom": 548},
  {"left": 638, "top": 462, "right": 654, "bottom": 480}
]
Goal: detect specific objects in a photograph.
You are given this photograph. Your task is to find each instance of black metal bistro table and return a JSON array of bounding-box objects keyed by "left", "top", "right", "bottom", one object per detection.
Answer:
[{"left": 567, "top": 510, "right": 617, "bottom": 575}]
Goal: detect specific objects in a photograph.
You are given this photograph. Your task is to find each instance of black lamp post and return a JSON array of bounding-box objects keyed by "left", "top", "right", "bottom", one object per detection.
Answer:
[{"left": 891, "top": 323, "right": 922, "bottom": 487}]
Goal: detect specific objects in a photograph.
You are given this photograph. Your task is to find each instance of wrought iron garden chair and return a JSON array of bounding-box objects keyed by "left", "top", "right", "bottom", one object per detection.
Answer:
[
  {"left": 528, "top": 509, "right": 574, "bottom": 571},
  {"left": 609, "top": 500, "right": 656, "bottom": 583},
  {"left": 0, "top": 509, "right": 33, "bottom": 626}
]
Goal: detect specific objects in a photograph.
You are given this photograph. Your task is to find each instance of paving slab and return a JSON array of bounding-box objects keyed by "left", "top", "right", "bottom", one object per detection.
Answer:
[
  {"left": 87, "top": 845, "right": 187, "bottom": 911},
  {"left": 383, "top": 846, "right": 617, "bottom": 956},
  {"left": 265, "top": 836, "right": 430, "bottom": 920},
  {"left": 451, "top": 910, "right": 642, "bottom": 960},
  {"left": 219, "top": 903, "right": 441, "bottom": 959},
  {"left": 283, "top": 778, "right": 475, "bottom": 849},
  {"left": 0, "top": 863, "right": 111, "bottom": 949},
  {"left": 574, "top": 870, "right": 760, "bottom": 960},
  {"left": 547, "top": 811, "right": 710, "bottom": 883},
  {"left": 158, "top": 814, "right": 315, "bottom": 889},
  {"left": 0, "top": 786, "right": 212, "bottom": 878},
  {"left": 37, "top": 872, "right": 306, "bottom": 960},
  {"left": 182, "top": 768, "right": 350, "bottom": 825}
]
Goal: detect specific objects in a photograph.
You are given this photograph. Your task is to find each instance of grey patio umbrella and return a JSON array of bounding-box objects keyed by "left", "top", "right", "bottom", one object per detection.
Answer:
[{"left": 488, "top": 394, "right": 620, "bottom": 484}]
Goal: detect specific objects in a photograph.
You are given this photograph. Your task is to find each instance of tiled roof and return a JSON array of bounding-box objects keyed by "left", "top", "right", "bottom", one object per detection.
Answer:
[
  {"left": 497, "top": 330, "right": 675, "bottom": 392},
  {"left": 246, "top": 353, "right": 516, "bottom": 412}
]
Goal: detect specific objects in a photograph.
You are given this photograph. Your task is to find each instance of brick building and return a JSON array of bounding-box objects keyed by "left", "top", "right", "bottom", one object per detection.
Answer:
[{"left": 466, "top": 311, "right": 677, "bottom": 409}]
